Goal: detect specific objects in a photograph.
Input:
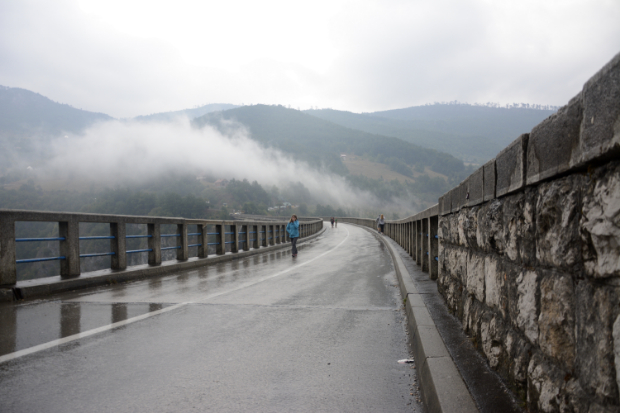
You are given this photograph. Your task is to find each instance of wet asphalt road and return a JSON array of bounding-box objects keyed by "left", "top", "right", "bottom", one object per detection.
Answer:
[{"left": 0, "top": 224, "right": 423, "bottom": 413}]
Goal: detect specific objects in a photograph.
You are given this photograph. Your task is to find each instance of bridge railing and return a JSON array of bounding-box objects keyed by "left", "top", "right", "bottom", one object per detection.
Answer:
[
  {"left": 0, "top": 209, "right": 323, "bottom": 286},
  {"left": 333, "top": 205, "right": 439, "bottom": 279}
]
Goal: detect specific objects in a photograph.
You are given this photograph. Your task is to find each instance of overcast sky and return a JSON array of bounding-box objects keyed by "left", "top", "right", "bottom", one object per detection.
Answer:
[{"left": 1, "top": 0, "right": 619, "bottom": 118}]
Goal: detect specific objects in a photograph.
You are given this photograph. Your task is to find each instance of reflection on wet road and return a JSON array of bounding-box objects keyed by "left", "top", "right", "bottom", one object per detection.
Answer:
[{"left": 0, "top": 224, "right": 423, "bottom": 413}]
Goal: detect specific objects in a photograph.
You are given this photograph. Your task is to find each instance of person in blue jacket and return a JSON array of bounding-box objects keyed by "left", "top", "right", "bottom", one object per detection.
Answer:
[{"left": 286, "top": 214, "right": 300, "bottom": 257}]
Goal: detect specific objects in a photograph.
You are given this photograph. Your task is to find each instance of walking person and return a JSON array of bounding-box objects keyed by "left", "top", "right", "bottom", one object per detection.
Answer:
[
  {"left": 330, "top": 217, "right": 335, "bottom": 228},
  {"left": 378, "top": 214, "right": 385, "bottom": 235},
  {"left": 287, "top": 214, "right": 300, "bottom": 258},
  {"left": 376, "top": 215, "right": 381, "bottom": 232}
]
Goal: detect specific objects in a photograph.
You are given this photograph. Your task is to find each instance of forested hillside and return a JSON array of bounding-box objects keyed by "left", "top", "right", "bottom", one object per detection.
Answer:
[
  {"left": 193, "top": 104, "right": 467, "bottom": 180},
  {"left": 133, "top": 103, "right": 238, "bottom": 122},
  {"left": 305, "top": 103, "right": 556, "bottom": 164},
  {"left": 0, "top": 85, "right": 112, "bottom": 138}
]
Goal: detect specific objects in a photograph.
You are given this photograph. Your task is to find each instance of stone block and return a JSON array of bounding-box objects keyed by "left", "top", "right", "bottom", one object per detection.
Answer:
[
  {"left": 505, "top": 328, "right": 532, "bottom": 387},
  {"left": 476, "top": 199, "right": 505, "bottom": 255},
  {"left": 503, "top": 189, "right": 536, "bottom": 267},
  {"left": 484, "top": 255, "right": 506, "bottom": 317},
  {"left": 527, "top": 94, "right": 583, "bottom": 185},
  {"left": 438, "top": 216, "right": 450, "bottom": 245},
  {"left": 459, "top": 180, "right": 469, "bottom": 210},
  {"left": 457, "top": 208, "right": 478, "bottom": 248},
  {"left": 581, "top": 161, "right": 620, "bottom": 278},
  {"left": 0, "top": 288, "right": 13, "bottom": 302},
  {"left": 538, "top": 270, "right": 575, "bottom": 371},
  {"left": 536, "top": 174, "right": 586, "bottom": 270},
  {"left": 527, "top": 351, "right": 564, "bottom": 413},
  {"left": 574, "top": 280, "right": 618, "bottom": 402},
  {"left": 480, "top": 311, "right": 507, "bottom": 370},
  {"left": 483, "top": 159, "right": 496, "bottom": 202},
  {"left": 573, "top": 51, "right": 620, "bottom": 167},
  {"left": 515, "top": 269, "right": 539, "bottom": 345},
  {"left": 466, "top": 251, "right": 485, "bottom": 303},
  {"left": 496, "top": 134, "right": 528, "bottom": 198},
  {"left": 467, "top": 166, "right": 484, "bottom": 206}
]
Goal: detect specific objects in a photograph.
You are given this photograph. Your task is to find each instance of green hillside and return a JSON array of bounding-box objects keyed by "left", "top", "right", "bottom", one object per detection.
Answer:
[
  {"left": 305, "top": 104, "right": 556, "bottom": 164},
  {"left": 0, "top": 85, "right": 113, "bottom": 138},
  {"left": 193, "top": 104, "right": 467, "bottom": 180},
  {"left": 134, "top": 103, "right": 238, "bottom": 122}
]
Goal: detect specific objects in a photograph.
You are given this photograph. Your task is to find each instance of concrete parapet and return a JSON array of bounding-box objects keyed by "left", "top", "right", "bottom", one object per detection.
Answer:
[
  {"left": 483, "top": 159, "right": 496, "bottom": 202},
  {"left": 467, "top": 166, "right": 484, "bottom": 207},
  {"left": 527, "top": 94, "right": 583, "bottom": 185},
  {"left": 575, "top": 51, "right": 620, "bottom": 166},
  {"left": 496, "top": 133, "right": 528, "bottom": 197}
]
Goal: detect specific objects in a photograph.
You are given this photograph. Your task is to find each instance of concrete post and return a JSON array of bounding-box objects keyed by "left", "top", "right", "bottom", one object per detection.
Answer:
[
  {"left": 242, "top": 224, "right": 250, "bottom": 251},
  {"left": 197, "top": 224, "right": 208, "bottom": 258},
  {"left": 177, "top": 223, "right": 188, "bottom": 260},
  {"left": 0, "top": 305, "right": 16, "bottom": 355},
  {"left": 216, "top": 224, "right": 225, "bottom": 255},
  {"left": 59, "top": 218, "right": 80, "bottom": 278},
  {"left": 230, "top": 224, "right": 239, "bottom": 253},
  {"left": 110, "top": 222, "right": 127, "bottom": 270},
  {"left": 0, "top": 215, "right": 16, "bottom": 286},
  {"left": 417, "top": 220, "right": 422, "bottom": 265},
  {"left": 422, "top": 218, "right": 429, "bottom": 273},
  {"left": 275, "top": 224, "right": 281, "bottom": 244},
  {"left": 430, "top": 216, "right": 438, "bottom": 280},
  {"left": 261, "top": 225, "right": 267, "bottom": 247},
  {"left": 267, "top": 225, "right": 273, "bottom": 246},
  {"left": 148, "top": 223, "right": 162, "bottom": 264},
  {"left": 252, "top": 224, "right": 259, "bottom": 249}
]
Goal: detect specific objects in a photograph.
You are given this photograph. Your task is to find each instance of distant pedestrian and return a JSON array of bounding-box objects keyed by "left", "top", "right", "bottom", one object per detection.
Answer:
[
  {"left": 330, "top": 217, "right": 335, "bottom": 228},
  {"left": 287, "top": 214, "right": 300, "bottom": 258},
  {"left": 378, "top": 214, "right": 385, "bottom": 234},
  {"left": 376, "top": 215, "right": 381, "bottom": 232}
]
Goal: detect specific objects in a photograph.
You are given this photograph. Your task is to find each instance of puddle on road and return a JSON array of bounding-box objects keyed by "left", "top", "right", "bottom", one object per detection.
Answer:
[{"left": 0, "top": 301, "right": 172, "bottom": 357}]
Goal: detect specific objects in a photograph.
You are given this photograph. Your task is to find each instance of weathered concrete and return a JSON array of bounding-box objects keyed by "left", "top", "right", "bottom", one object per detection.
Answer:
[{"left": 496, "top": 134, "right": 528, "bottom": 197}]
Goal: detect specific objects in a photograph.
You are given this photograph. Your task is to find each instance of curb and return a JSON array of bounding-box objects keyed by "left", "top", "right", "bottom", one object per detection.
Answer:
[
  {"left": 8, "top": 228, "right": 326, "bottom": 301},
  {"left": 351, "top": 223, "right": 478, "bottom": 413}
]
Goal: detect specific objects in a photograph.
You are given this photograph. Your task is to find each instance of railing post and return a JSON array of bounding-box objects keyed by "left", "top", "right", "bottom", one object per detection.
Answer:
[
  {"left": 216, "top": 224, "right": 225, "bottom": 255},
  {"left": 177, "top": 223, "right": 188, "bottom": 260},
  {"left": 430, "top": 215, "right": 438, "bottom": 280},
  {"left": 417, "top": 220, "right": 422, "bottom": 265},
  {"left": 252, "top": 224, "right": 259, "bottom": 249},
  {"left": 231, "top": 223, "right": 239, "bottom": 253},
  {"left": 110, "top": 222, "right": 127, "bottom": 270},
  {"left": 147, "top": 223, "right": 161, "bottom": 264},
  {"left": 261, "top": 225, "right": 267, "bottom": 247},
  {"left": 197, "top": 224, "right": 208, "bottom": 258},
  {"left": 422, "top": 218, "right": 429, "bottom": 273},
  {"left": 242, "top": 224, "right": 250, "bottom": 251},
  {"left": 59, "top": 218, "right": 80, "bottom": 278},
  {"left": 0, "top": 215, "right": 16, "bottom": 286}
]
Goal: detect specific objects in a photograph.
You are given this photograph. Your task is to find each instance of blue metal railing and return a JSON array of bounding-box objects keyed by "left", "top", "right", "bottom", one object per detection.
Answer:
[
  {"left": 16, "top": 256, "right": 66, "bottom": 264},
  {"left": 16, "top": 237, "right": 65, "bottom": 242},
  {"left": 127, "top": 235, "right": 152, "bottom": 239},
  {"left": 161, "top": 246, "right": 181, "bottom": 251},
  {"left": 80, "top": 252, "right": 116, "bottom": 258},
  {"left": 127, "top": 249, "right": 153, "bottom": 254}
]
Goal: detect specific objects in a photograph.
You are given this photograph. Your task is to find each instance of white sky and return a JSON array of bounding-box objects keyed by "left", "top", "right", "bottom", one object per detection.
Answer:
[{"left": 1, "top": 0, "right": 619, "bottom": 118}]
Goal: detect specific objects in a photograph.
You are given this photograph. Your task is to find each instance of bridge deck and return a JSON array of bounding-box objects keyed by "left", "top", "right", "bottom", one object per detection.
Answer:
[{"left": 0, "top": 224, "right": 424, "bottom": 412}]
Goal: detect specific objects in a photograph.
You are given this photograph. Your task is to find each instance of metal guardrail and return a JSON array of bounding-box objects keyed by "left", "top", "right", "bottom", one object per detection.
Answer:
[{"left": 0, "top": 210, "right": 323, "bottom": 286}]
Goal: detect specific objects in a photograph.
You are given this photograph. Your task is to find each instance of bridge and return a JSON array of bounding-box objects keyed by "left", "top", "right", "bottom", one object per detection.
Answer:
[{"left": 0, "top": 52, "right": 619, "bottom": 412}]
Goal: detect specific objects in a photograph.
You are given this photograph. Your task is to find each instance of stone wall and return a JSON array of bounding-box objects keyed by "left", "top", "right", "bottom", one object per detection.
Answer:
[{"left": 437, "top": 52, "right": 620, "bottom": 412}]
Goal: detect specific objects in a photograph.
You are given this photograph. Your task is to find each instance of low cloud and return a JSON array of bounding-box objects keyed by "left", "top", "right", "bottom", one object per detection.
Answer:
[{"left": 44, "top": 118, "right": 418, "bottom": 214}]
